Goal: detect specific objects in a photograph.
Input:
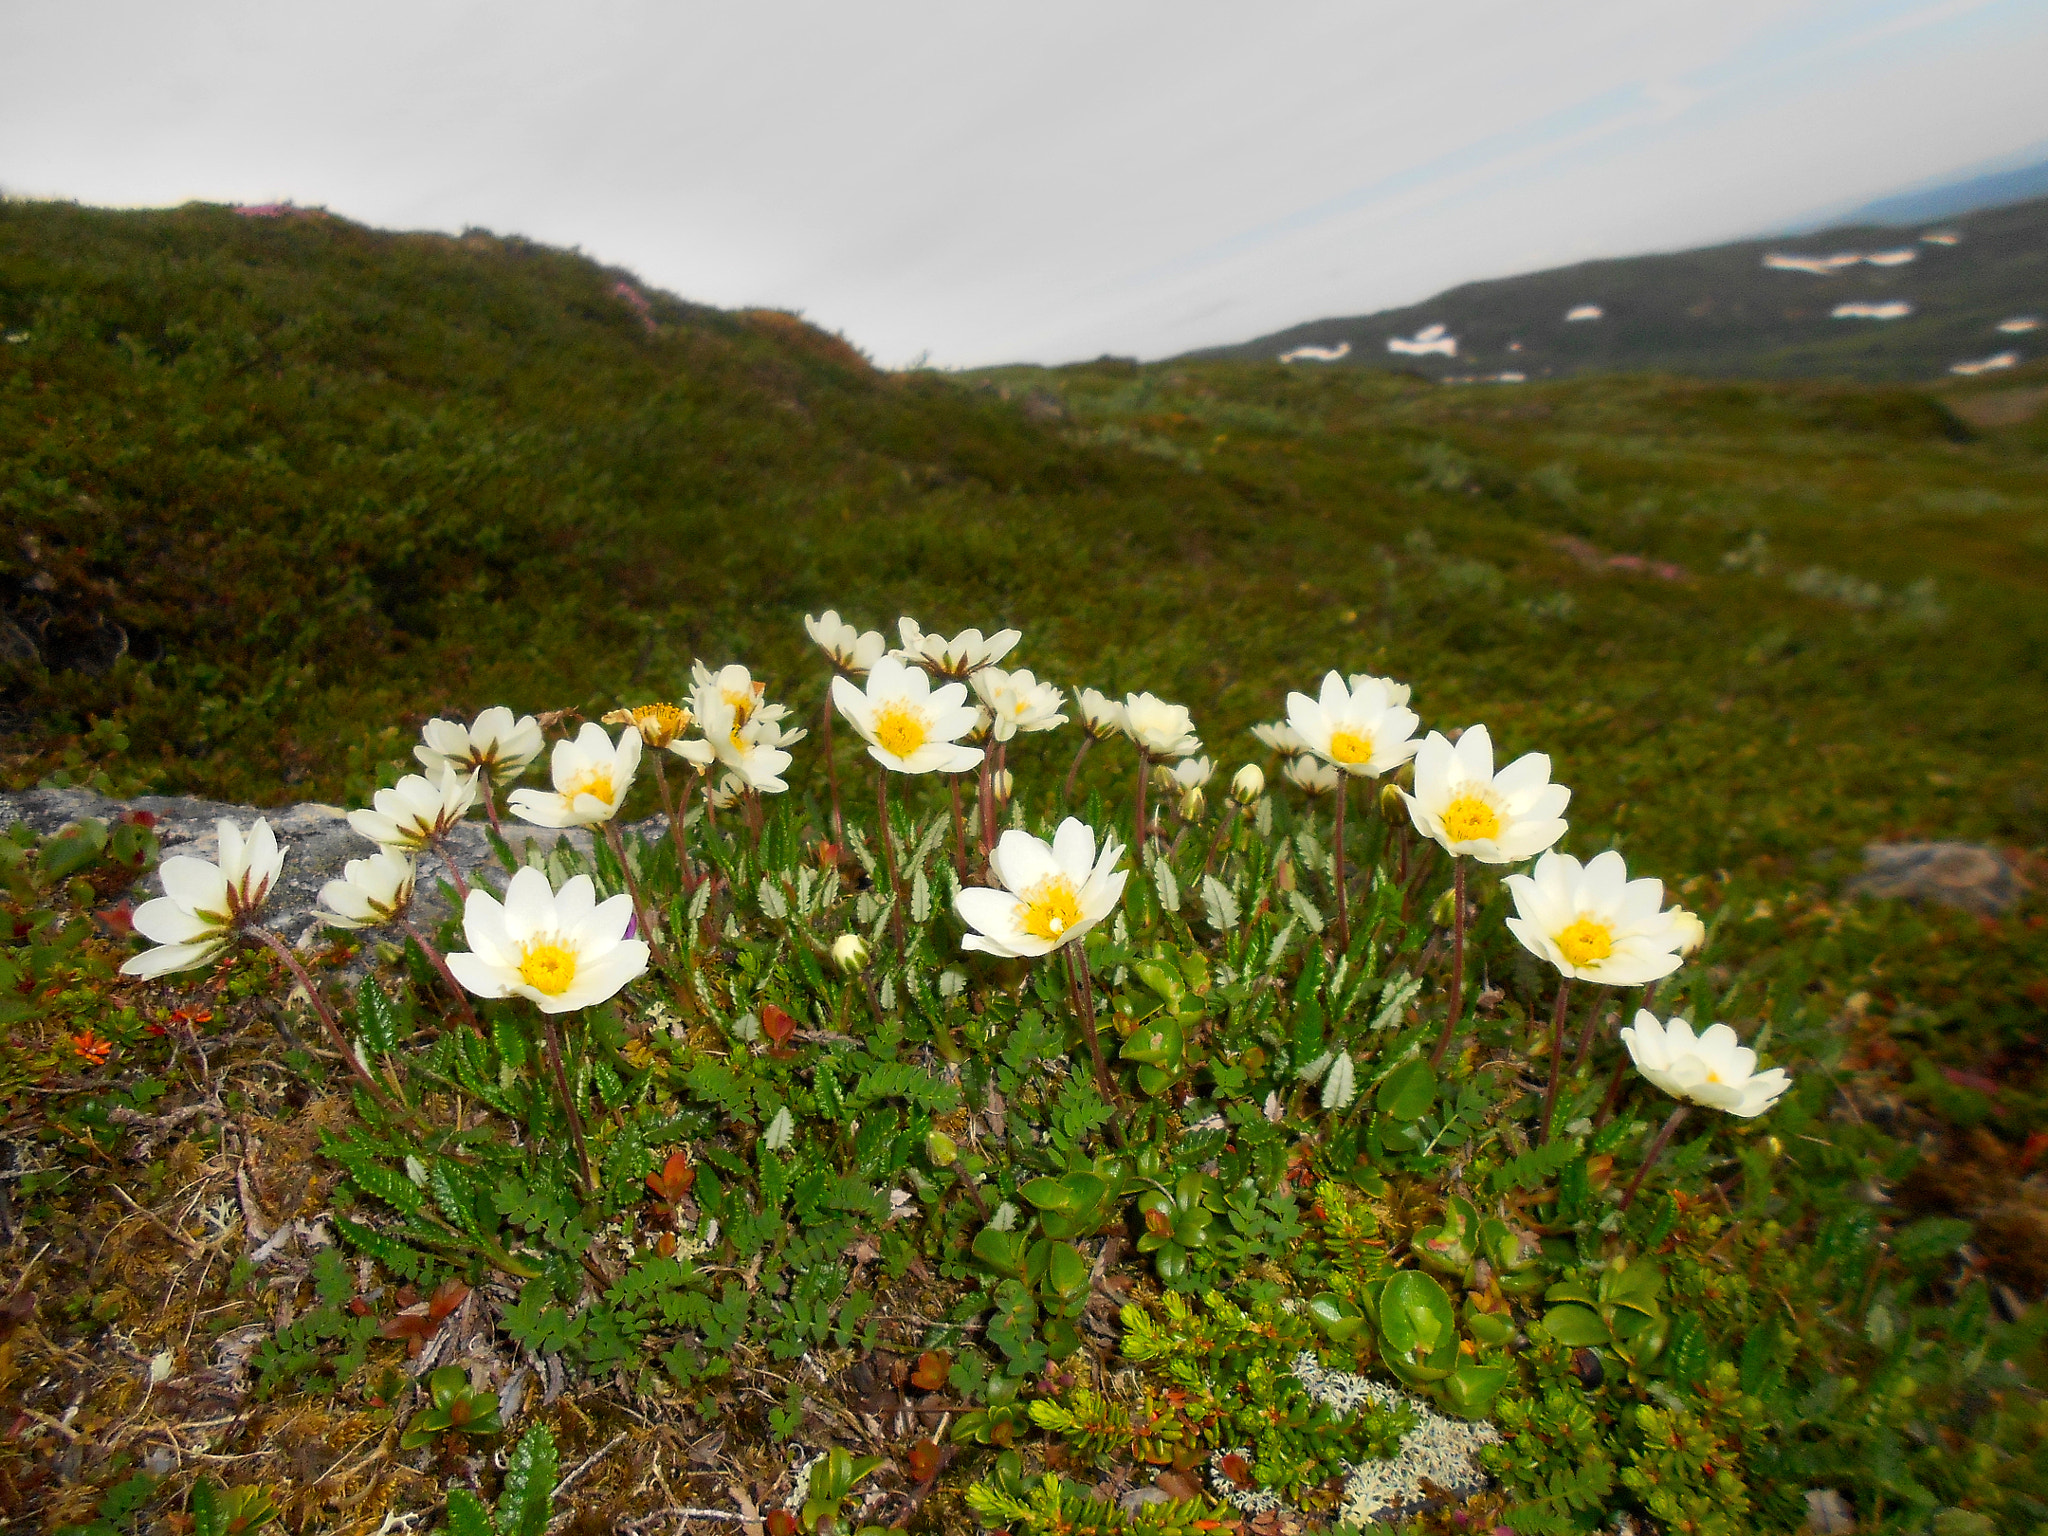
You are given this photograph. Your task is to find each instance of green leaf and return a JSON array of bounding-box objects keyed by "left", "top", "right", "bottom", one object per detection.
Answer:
[
  {"left": 972, "top": 1226, "right": 1029, "bottom": 1279},
  {"left": 1376, "top": 1057, "right": 1436, "bottom": 1121},
  {"left": 444, "top": 1489, "right": 499, "bottom": 1536},
  {"left": 1543, "top": 1303, "right": 1611, "bottom": 1347},
  {"left": 1378, "top": 1270, "right": 1454, "bottom": 1356},
  {"left": 354, "top": 979, "right": 403, "bottom": 1056},
  {"left": 497, "top": 1424, "right": 558, "bottom": 1536},
  {"left": 1892, "top": 1215, "right": 1974, "bottom": 1269},
  {"left": 1307, "top": 1292, "right": 1364, "bottom": 1343},
  {"left": 190, "top": 1478, "right": 224, "bottom": 1536},
  {"left": 1044, "top": 1241, "right": 1091, "bottom": 1301}
]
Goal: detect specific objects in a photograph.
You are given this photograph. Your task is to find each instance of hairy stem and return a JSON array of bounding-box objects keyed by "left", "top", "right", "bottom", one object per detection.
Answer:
[
  {"left": 1132, "top": 750, "right": 1150, "bottom": 848},
  {"left": 540, "top": 1012, "right": 596, "bottom": 1197},
  {"left": 1428, "top": 858, "right": 1469, "bottom": 1068},
  {"left": 821, "top": 689, "right": 845, "bottom": 846},
  {"left": 877, "top": 771, "right": 906, "bottom": 949},
  {"left": 1067, "top": 944, "right": 1126, "bottom": 1129},
  {"left": 248, "top": 928, "right": 406, "bottom": 1119},
  {"left": 1618, "top": 1104, "right": 1690, "bottom": 1211},
  {"left": 1332, "top": 776, "right": 1350, "bottom": 954},
  {"left": 400, "top": 917, "right": 483, "bottom": 1034},
  {"left": 1539, "top": 976, "right": 1573, "bottom": 1145},
  {"left": 947, "top": 774, "right": 970, "bottom": 881},
  {"left": 1062, "top": 735, "right": 1093, "bottom": 804}
]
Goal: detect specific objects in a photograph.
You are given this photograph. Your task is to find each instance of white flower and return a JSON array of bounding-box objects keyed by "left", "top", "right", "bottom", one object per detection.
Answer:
[
  {"left": 415, "top": 707, "right": 544, "bottom": 787},
  {"left": 1282, "top": 755, "right": 1342, "bottom": 795},
  {"left": 804, "top": 611, "right": 888, "bottom": 674},
  {"left": 349, "top": 767, "right": 480, "bottom": 850},
  {"left": 508, "top": 723, "right": 639, "bottom": 828},
  {"left": 690, "top": 663, "right": 798, "bottom": 792},
  {"left": 1620, "top": 1012, "right": 1789, "bottom": 1118},
  {"left": 1669, "top": 907, "right": 1708, "bottom": 956},
  {"left": 893, "top": 617, "right": 1020, "bottom": 678},
  {"left": 122, "top": 819, "right": 285, "bottom": 977},
  {"left": 1122, "top": 692, "right": 1201, "bottom": 759},
  {"left": 832, "top": 656, "right": 984, "bottom": 775},
  {"left": 444, "top": 866, "right": 649, "bottom": 1014},
  {"left": 1348, "top": 672, "right": 1412, "bottom": 709},
  {"left": 972, "top": 667, "right": 1069, "bottom": 741},
  {"left": 1073, "top": 687, "right": 1126, "bottom": 741},
  {"left": 832, "top": 933, "right": 869, "bottom": 973},
  {"left": 1504, "top": 851, "right": 1688, "bottom": 986},
  {"left": 955, "top": 818, "right": 1127, "bottom": 958},
  {"left": 1251, "top": 720, "right": 1306, "bottom": 754},
  {"left": 1232, "top": 764, "right": 1266, "bottom": 801},
  {"left": 706, "top": 771, "right": 750, "bottom": 809},
  {"left": 317, "top": 850, "right": 417, "bottom": 930},
  {"left": 1287, "top": 671, "right": 1422, "bottom": 778},
  {"left": 1168, "top": 756, "right": 1213, "bottom": 791},
  {"left": 601, "top": 702, "right": 691, "bottom": 749},
  {"left": 1402, "top": 726, "right": 1569, "bottom": 865}
]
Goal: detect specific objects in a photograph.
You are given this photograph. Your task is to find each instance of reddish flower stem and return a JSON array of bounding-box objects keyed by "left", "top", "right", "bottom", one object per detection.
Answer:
[
  {"left": 1618, "top": 1104, "right": 1689, "bottom": 1210},
  {"left": 1428, "top": 858, "right": 1468, "bottom": 1068},
  {"left": 1539, "top": 976, "right": 1573, "bottom": 1145},
  {"left": 248, "top": 928, "right": 408, "bottom": 1119},
  {"left": 400, "top": 917, "right": 482, "bottom": 1034}
]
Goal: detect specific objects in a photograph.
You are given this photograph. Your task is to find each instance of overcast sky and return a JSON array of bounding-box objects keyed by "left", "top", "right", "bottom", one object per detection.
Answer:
[{"left": 4, "top": 1, "right": 2045, "bottom": 368}]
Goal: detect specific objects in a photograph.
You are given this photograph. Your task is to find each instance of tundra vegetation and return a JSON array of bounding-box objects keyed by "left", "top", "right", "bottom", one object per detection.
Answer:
[{"left": 3, "top": 202, "right": 2047, "bottom": 1534}]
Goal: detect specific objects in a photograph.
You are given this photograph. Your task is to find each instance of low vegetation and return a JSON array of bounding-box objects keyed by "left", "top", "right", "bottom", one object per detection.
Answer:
[{"left": 3, "top": 201, "right": 2047, "bottom": 1533}]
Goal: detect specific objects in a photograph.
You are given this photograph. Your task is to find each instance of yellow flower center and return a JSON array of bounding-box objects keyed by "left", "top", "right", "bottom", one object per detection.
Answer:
[
  {"left": 1440, "top": 793, "right": 1502, "bottom": 844},
  {"left": 1556, "top": 917, "right": 1615, "bottom": 968},
  {"left": 562, "top": 766, "right": 616, "bottom": 805},
  {"left": 723, "top": 685, "right": 759, "bottom": 727},
  {"left": 633, "top": 703, "right": 688, "bottom": 746},
  {"left": 872, "top": 701, "right": 931, "bottom": 760},
  {"left": 518, "top": 939, "right": 579, "bottom": 996},
  {"left": 1326, "top": 728, "right": 1375, "bottom": 766},
  {"left": 1019, "top": 876, "right": 1083, "bottom": 943}
]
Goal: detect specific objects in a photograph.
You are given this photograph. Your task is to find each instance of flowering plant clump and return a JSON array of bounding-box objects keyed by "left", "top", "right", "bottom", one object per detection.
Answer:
[{"left": 101, "top": 606, "right": 2037, "bottom": 1536}]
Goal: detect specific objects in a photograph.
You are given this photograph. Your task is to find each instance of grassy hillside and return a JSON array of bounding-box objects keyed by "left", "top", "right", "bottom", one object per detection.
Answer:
[
  {"left": 8, "top": 200, "right": 2048, "bottom": 884},
  {"left": 1183, "top": 194, "right": 2047, "bottom": 383},
  {"left": 6, "top": 200, "right": 2048, "bottom": 1535}
]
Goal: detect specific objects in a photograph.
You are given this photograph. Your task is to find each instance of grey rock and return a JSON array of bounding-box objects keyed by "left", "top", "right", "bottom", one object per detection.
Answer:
[
  {"left": 0, "top": 786, "right": 670, "bottom": 949},
  {"left": 1844, "top": 841, "right": 2026, "bottom": 917}
]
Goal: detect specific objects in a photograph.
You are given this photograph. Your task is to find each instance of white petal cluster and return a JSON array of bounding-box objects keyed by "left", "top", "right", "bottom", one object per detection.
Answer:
[
  {"left": 893, "top": 617, "right": 1020, "bottom": 678},
  {"left": 1348, "top": 672, "right": 1412, "bottom": 709},
  {"left": 690, "top": 662, "right": 802, "bottom": 792},
  {"left": 1402, "top": 726, "right": 1569, "bottom": 865},
  {"left": 955, "top": 819, "right": 1127, "bottom": 957},
  {"left": 832, "top": 656, "right": 985, "bottom": 775},
  {"left": 1072, "top": 687, "right": 1126, "bottom": 741},
  {"left": 1167, "top": 756, "right": 1213, "bottom": 791},
  {"left": 1286, "top": 671, "right": 1421, "bottom": 779},
  {"left": 1281, "top": 755, "right": 1342, "bottom": 795},
  {"left": 415, "top": 706, "right": 544, "bottom": 786},
  {"left": 1251, "top": 720, "right": 1306, "bottom": 755},
  {"left": 804, "top": 610, "right": 888, "bottom": 675},
  {"left": 445, "top": 867, "right": 649, "bottom": 1014},
  {"left": 1231, "top": 764, "right": 1266, "bottom": 802},
  {"left": 509, "top": 724, "right": 639, "bottom": 828},
  {"left": 1121, "top": 692, "right": 1201, "bottom": 759},
  {"left": 122, "top": 818, "right": 285, "bottom": 978},
  {"left": 1504, "top": 851, "right": 1688, "bottom": 986},
  {"left": 971, "top": 666, "right": 1069, "bottom": 741},
  {"left": 1621, "top": 1012, "right": 1790, "bottom": 1118},
  {"left": 317, "top": 850, "right": 417, "bottom": 930},
  {"left": 349, "top": 767, "right": 480, "bottom": 850}
]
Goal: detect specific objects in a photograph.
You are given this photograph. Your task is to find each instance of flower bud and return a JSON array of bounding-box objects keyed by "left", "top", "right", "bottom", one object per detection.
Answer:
[
  {"left": 991, "top": 768, "right": 1013, "bottom": 804},
  {"left": 832, "top": 933, "right": 869, "bottom": 974},
  {"left": 1231, "top": 764, "right": 1265, "bottom": 803},
  {"left": 1430, "top": 886, "right": 1458, "bottom": 927},
  {"left": 1151, "top": 763, "right": 1179, "bottom": 793},
  {"left": 925, "top": 1130, "right": 958, "bottom": 1167},
  {"left": 1178, "top": 786, "right": 1206, "bottom": 821},
  {"left": 1669, "top": 906, "right": 1707, "bottom": 956},
  {"left": 1379, "top": 782, "right": 1407, "bottom": 822}
]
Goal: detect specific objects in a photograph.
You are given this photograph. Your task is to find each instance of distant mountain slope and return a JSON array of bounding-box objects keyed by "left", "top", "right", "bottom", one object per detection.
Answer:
[
  {"left": 1182, "top": 195, "right": 2046, "bottom": 383},
  {"left": 1839, "top": 155, "right": 2048, "bottom": 228}
]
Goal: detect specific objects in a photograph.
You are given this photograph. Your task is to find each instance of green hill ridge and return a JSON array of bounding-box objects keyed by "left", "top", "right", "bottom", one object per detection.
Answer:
[{"left": 1182, "top": 194, "right": 2047, "bottom": 383}]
